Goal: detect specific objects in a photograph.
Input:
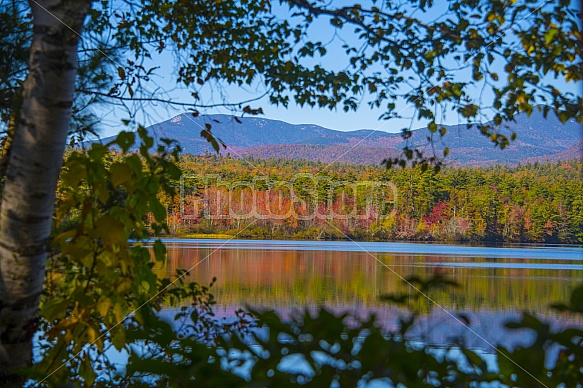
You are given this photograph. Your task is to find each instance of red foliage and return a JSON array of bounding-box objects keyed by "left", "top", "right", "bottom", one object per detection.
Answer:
[{"left": 423, "top": 201, "right": 449, "bottom": 226}]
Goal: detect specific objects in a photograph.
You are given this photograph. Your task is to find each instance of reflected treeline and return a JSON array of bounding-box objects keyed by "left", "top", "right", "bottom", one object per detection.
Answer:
[{"left": 152, "top": 245, "right": 581, "bottom": 313}]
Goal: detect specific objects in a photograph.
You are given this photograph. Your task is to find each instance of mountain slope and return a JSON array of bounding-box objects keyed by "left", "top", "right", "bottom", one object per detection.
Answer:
[{"left": 95, "top": 110, "right": 581, "bottom": 166}]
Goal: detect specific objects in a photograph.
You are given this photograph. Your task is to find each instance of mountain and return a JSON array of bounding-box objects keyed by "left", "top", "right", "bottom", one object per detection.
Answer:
[{"left": 94, "top": 110, "right": 581, "bottom": 166}]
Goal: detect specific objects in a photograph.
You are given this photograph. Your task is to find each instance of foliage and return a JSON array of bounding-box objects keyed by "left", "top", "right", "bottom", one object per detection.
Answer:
[
  {"left": 32, "top": 129, "right": 238, "bottom": 385},
  {"left": 0, "top": 1, "right": 29, "bottom": 125},
  {"left": 232, "top": 280, "right": 583, "bottom": 387},
  {"left": 94, "top": 274, "right": 583, "bottom": 387},
  {"left": 173, "top": 155, "right": 583, "bottom": 243}
]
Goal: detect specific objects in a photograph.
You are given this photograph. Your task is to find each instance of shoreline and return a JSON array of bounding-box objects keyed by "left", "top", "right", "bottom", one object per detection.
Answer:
[{"left": 163, "top": 232, "right": 583, "bottom": 247}]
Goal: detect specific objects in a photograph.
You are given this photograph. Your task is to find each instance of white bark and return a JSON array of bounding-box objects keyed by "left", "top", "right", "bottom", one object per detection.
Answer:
[{"left": 0, "top": 1, "right": 91, "bottom": 385}]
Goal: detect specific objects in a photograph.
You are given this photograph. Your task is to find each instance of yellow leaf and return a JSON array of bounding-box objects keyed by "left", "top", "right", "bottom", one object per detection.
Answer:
[
  {"left": 96, "top": 297, "right": 112, "bottom": 318},
  {"left": 115, "top": 277, "right": 133, "bottom": 294},
  {"left": 84, "top": 325, "right": 97, "bottom": 344},
  {"left": 113, "top": 303, "right": 125, "bottom": 323}
]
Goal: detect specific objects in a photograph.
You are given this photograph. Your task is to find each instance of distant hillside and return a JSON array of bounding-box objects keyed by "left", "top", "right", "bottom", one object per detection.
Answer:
[
  {"left": 525, "top": 141, "right": 582, "bottom": 164},
  {"left": 94, "top": 110, "right": 581, "bottom": 166},
  {"left": 233, "top": 144, "right": 400, "bottom": 165}
]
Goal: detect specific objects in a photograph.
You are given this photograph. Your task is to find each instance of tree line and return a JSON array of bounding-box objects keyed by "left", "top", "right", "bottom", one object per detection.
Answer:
[{"left": 160, "top": 154, "right": 583, "bottom": 244}]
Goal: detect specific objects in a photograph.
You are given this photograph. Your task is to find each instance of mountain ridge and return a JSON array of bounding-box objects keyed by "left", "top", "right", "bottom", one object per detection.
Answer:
[{"left": 94, "top": 110, "right": 581, "bottom": 166}]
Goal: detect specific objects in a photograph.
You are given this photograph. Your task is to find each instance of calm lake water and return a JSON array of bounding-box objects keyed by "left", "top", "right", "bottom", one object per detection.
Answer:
[{"left": 153, "top": 239, "right": 583, "bottom": 353}]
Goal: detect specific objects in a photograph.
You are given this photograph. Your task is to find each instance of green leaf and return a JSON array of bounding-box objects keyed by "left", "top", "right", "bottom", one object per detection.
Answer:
[
  {"left": 80, "top": 355, "right": 97, "bottom": 387},
  {"left": 93, "top": 215, "right": 125, "bottom": 245},
  {"left": 200, "top": 128, "right": 226, "bottom": 153},
  {"left": 544, "top": 27, "right": 559, "bottom": 44},
  {"left": 150, "top": 198, "right": 166, "bottom": 222},
  {"left": 125, "top": 154, "right": 144, "bottom": 175},
  {"left": 110, "top": 162, "right": 133, "bottom": 187},
  {"left": 161, "top": 161, "right": 182, "bottom": 180},
  {"left": 61, "top": 162, "right": 86, "bottom": 188},
  {"left": 461, "top": 348, "right": 485, "bottom": 369},
  {"left": 88, "top": 143, "right": 108, "bottom": 161},
  {"left": 111, "top": 329, "right": 126, "bottom": 351},
  {"left": 460, "top": 103, "right": 478, "bottom": 118},
  {"left": 116, "top": 131, "right": 135, "bottom": 153},
  {"left": 153, "top": 239, "right": 166, "bottom": 262},
  {"left": 137, "top": 126, "right": 153, "bottom": 148},
  {"left": 41, "top": 298, "right": 69, "bottom": 321}
]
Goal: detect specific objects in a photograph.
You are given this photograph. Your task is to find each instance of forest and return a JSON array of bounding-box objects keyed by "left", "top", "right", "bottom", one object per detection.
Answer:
[{"left": 158, "top": 154, "right": 583, "bottom": 244}]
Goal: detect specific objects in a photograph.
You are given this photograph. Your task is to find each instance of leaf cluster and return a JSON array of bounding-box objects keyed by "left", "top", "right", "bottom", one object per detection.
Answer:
[
  {"left": 33, "top": 129, "right": 219, "bottom": 385},
  {"left": 284, "top": 0, "right": 582, "bottom": 167}
]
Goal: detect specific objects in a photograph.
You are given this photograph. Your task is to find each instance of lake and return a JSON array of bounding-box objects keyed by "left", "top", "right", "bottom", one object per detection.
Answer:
[{"left": 150, "top": 239, "right": 582, "bottom": 355}]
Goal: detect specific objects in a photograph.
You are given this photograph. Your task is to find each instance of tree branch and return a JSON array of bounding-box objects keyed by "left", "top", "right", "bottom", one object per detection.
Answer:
[{"left": 77, "top": 89, "right": 270, "bottom": 110}]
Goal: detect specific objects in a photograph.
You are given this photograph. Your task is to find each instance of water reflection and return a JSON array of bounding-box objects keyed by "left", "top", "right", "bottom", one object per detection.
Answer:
[
  {"left": 150, "top": 239, "right": 583, "bottom": 352},
  {"left": 153, "top": 239, "right": 582, "bottom": 311}
]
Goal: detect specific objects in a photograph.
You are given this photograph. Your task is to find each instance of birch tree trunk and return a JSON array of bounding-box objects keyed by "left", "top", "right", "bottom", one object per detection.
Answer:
[{"left": 0, "top": 1, "right": 91, "bottom": 385}]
